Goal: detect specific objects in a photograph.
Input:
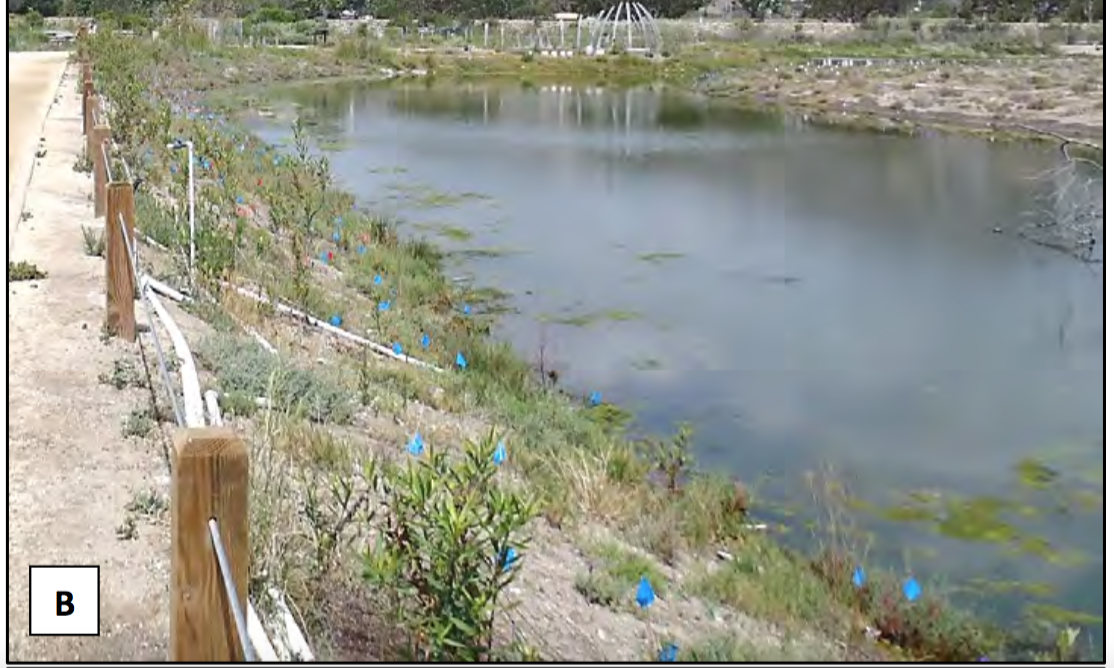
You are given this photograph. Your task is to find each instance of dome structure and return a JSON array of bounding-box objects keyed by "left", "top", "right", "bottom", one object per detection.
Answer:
[{"left": 585, "top": 2, "right": 662, "bottom": 57}]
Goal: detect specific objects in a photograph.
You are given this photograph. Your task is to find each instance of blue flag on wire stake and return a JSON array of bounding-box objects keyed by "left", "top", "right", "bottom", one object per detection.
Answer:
[
  {"left": 462, "top": 303, "right": 472, "bottom": 315},
  {"left": 374, "top": 274, "right": 383, "bottom": 285},
  {"left": 407, "top": 432, "right": 424, "bottom": 456},
  {"left": 658, "top": 644, "right": 679, "bottom": 662},
  {"left": 392, "top": 342, "right": 403, "bottom": 356},
  {"left": 903, "top": 577, "right": 921, "bottom": 602},
  {"left": 589, "top": 391, "right": 602, "bottom": 407},
  {"left": 421, "top": 333, "right": 431, "bottom": 349},
  {"left": 378, "top": 300, "right": 391, "bottom": 312},
  {"left": 358, "top": 245, "right": 367, "bottom": 255},
  {"left": 852, "top": 566, "right": 866, "bottom": 589},
  {"left": 456, "top": 352, "right": 467, "bottom": 370},
  {"left": 332, "top": 231, "right": 341, "bottom": 243},
  {"left": 500, "top": 547, "right": 517, "bottom": 572},
  {"left": 493, "top": 441, "right": 507, "bottom": 466},
  {"left": 329, "top": 314, "right": 342, "bottom": 327},
  {"left": 636, "top": 576, "right": 656, "bottom": 609}
]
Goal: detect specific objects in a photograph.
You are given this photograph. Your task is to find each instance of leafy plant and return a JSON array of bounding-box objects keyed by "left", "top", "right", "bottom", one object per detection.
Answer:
[{"left": 363, "top": 431, "right": 536, "bottom": 661}]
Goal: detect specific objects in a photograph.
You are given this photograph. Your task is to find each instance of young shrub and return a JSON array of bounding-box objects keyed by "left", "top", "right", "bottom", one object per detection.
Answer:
[{"left": 362, "top": 430, "right": 536, "bottom": 661}]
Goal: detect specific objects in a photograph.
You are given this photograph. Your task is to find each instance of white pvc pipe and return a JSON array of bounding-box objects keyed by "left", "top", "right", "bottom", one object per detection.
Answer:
[
  {"left": 268, "top": 587, "right": 315, "bottom": 662},
  {"left": 246, "top": 326, "right": 278, "bottom": 355},
  {"left": 247, "top": 602, "right": 279, "bottom": 662},
  {"left": 186, "top": 142, "right": 196, "bottom": 279},
  {"left": 142, "top": 281, "right": 206, "bottom": 427},
  {"left": 222, "top": 282, "right": 443, "bottom": 373},
  {"left": 204, "top": 389, "right": 222, "bottom": 426},
  {"left": 146, "top": 276, "right": 190, "bottom": 303}
]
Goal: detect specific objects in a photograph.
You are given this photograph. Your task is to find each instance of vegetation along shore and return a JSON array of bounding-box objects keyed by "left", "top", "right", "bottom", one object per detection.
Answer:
[{"left": 16, "top": 6, "right": 1100, "bottom": 661}]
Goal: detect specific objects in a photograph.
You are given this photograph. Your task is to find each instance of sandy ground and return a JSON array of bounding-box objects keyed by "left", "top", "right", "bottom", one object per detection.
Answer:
[
  {"left": 705, "top": 56, "right": 1105, "bottom": 142},
  {"left": 8, "top": 52, "right": 68, "bottom": 255},
  {"left": 7, "top": 59, "right": 170, "bottom": 661}
]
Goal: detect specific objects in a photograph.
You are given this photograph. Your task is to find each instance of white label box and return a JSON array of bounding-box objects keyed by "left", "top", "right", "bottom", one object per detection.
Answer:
[{"left": 29, "top": 565, "right": 100, "bottom": 636}]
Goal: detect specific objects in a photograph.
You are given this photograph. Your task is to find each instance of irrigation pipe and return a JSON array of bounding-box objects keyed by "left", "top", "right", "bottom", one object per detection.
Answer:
[
  {"left": 145, "top": 275, "right": 190, "bottom": 303},
  {"left": 142, "top": 283, "right": 206, "bottom": 427},
  {"left": 221, "top": 282, "right": 444, "bottom": 373},
  {"left": 267, "top": 587, "right": 316, "bottom": 662}
]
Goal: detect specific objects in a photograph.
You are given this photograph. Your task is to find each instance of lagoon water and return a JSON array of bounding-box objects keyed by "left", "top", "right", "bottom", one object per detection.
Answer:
[{"left": 250, "top": 81, "right": 1104, "bottom": 639}]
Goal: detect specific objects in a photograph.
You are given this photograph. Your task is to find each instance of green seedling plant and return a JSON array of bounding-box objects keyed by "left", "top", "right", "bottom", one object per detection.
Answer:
[{"left": 362, "top": 431, "right": 536, "bottom": 661}]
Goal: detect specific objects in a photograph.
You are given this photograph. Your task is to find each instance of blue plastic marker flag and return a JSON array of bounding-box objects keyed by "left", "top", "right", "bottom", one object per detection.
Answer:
[
  {"left": 378, "top": 300, "right": 391, "bottom": 312},
  {"left": 320, "top": 252, "right": 329, "bottom": 264},
  {"left": 421, "top": 333, "right": 430, "bottom": 349},
  {"left": 170, "top": 165, "right": 178, "bottom": 174},
  {"left": 329, "top": 314, "right": 342, "bottom": 327},
  {"left": 456, "top": 352, "right": 467, "bottom": 370},
  {"left": 852, "top": 566, "right": 866, "bottom": 589},
  {"left": 357, "top": 245, "right": 367, "bottom": 255},
  {"left": 462, "top": 304, "right": 472, "bottom": 315},
  {"left": 493, "top": 441, "right": 507, "bottom": 466},
  {"left": 236, "top": 195, "right": 244, "bottom": 204},
  {"left": 903, "top": 577, "right": 921, "bottom": 602},
  {"left": 636, "top": 576, "right": 656, "bottom": 609},
  {"left": 407, "top": 432, "right": 424, "bottom": 456},
  {"left": 374, "top": 274, "right": 383, "bottom": 285},
  {"left": 589, "top": 391, "right": 602, "bottom": 407},
  {"left": 501, "top": 546, "right": 518, "bottom": 572},
  {"left": 332, "top": 231, "right": 341, "bottom": 243},
  {"left": 658, "top": 644, "right": 679, "bottom": 662},
  {"left": 392, "top": 342, "right": 403, "bottom": 356}
]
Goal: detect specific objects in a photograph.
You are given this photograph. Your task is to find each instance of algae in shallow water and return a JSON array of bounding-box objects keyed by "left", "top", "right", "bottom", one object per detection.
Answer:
[{"left": 540, "top": 309, "right": 643, "bottom": 327}]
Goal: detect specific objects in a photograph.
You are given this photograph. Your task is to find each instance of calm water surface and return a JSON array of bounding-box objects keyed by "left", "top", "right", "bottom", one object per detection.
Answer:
[{"left": 250, "top": 81, "right": 1104, "bottom": 637}]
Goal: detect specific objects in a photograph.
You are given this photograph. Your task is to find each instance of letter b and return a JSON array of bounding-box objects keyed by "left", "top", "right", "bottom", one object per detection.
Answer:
[{"left": 56, "top": 591, "right": 74, "bottom": 616}]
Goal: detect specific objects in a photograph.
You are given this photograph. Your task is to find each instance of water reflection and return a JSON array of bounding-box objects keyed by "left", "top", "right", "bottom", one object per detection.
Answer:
[{"left": 249, "top": 83, "right": 1104, "bottom": 635}]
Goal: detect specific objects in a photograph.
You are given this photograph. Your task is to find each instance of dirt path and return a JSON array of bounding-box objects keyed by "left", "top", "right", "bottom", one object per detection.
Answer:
[
  {"left": 8, "top": 52, "right": 69, "bottom": 255},
  {"left": 7, "top": 59, "right": 170, "bottom": 661}
]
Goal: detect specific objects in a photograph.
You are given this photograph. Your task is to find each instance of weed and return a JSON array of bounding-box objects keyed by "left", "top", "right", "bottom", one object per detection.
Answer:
[
  {"left": 8, "top": 261, "right": 47, "bottom": 282},
  {"left": 98, "top": 357, "right": 145, "bottom": 390},
  {"left": 126, "top": 488, "right": 169, "bottom": 520},
  {"left": 574, "top": 539, "right": 668, "bottom": 610},
  {"left": 81, "top": 226, "right": 107, "bottom": 257},
  {"left": 691, "top": 536, "right": 838, "bottom": 630},
  {"left": 116, "top": 516, "right": 139, "bottom": 540},
  {"left": 74, "top": 151, "right": 94, "bottom": 173},
  {"left": 363, "top": 431, "right": 536, "bottom": 661},
  {"left": 122, "top": 405, "right": 157, "bottom": 438}
]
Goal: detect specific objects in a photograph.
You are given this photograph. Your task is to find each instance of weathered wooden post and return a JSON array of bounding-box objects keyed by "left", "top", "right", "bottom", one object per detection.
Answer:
[
  {"left": 82, "top": 74, "right": 94, "bottom": 136},
  {"left": 105, "top": 181, "right": 136, "bottom": 341},
  {"left": 91, "top": 124, "right": 109, "bottom": 218},
  {"left": 170, "top": 428, "right": 249, "bottom": 662}
]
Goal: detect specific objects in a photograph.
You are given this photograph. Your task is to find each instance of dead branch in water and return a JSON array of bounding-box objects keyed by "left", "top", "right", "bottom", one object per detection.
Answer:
[{"left": 1013, "top": 124, "right": 1103, "bottom": 263}]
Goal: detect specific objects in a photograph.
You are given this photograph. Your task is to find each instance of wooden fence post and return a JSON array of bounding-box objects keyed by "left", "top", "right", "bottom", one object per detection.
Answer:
[
  {"left": 171, "top": 428, "right": 250, "bottom": 662},
  {"left": 105, "top": 182, "right": 136, "bottom": 342},
  {"left": 91, "top": 124, "right": 109, "bottom": 218},
  {"left": 84, "top": 93, "right": 96, "bottom": 141},
  {"left": 82, "top": 79, "right": 94, "bottom": 136}
]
